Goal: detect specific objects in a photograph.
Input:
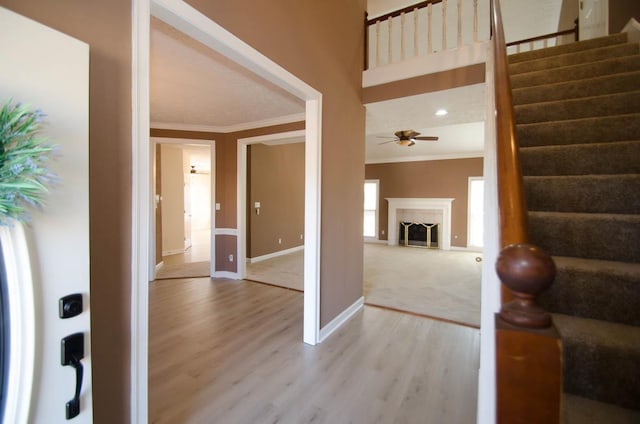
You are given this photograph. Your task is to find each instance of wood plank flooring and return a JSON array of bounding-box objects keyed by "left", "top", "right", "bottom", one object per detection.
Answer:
[{"left": 149, "top": 278, "right": 480, "bottom": 423}]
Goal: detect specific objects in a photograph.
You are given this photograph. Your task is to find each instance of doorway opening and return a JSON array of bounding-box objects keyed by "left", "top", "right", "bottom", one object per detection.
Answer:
[
  {"left": 238, "top": 130, "right": 305, "bottom": 291},
  {"left": 151, "top": 139, "right": 214, "bottom": 280}
]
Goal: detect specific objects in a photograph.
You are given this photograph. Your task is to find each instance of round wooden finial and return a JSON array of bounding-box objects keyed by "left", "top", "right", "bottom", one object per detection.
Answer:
[{"left": 496, "top": 243, "right": 556, "bottom": 328}]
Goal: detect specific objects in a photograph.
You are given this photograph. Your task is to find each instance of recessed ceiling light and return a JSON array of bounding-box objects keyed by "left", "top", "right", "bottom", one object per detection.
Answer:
[{"left": 435, "top": 109, "right": 448, "bottom": 116}]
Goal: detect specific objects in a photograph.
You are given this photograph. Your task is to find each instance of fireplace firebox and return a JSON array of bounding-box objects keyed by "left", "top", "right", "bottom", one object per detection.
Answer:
[{"left": 399, "top": 222, "right": 439, "bottom": 248}]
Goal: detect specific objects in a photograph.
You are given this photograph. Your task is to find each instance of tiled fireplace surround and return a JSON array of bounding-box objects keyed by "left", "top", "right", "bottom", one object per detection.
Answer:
[{"left": 386, "top": 198, "right": 453, "bottom": 250}]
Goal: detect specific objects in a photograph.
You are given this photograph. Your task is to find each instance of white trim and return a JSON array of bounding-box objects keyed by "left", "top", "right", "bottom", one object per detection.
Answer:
[
  {"left": 318, "top": 296, "right": 364, "bottom": 343},
  {"left": 450, "top": 246, "right": 482, "bottom": 252},
  {"left": 154, "top": 261, "right": 164, "bottom": 271},
  {"left": 133, "top": 3, "right": 324, "bottom": 420},
  {"left": 622, "top": 17, "right": 640, "bottom": 43},
  {"left": 214, "top": 228, "right": 238, "bottom": 236},
  {"left": 364, "top": 239, "right": 387, "bottom": 244},
  {"left": 365, "top": 151, "right": 483, "bottom": 165},
  {"left": 213, "top": 271, "right": 240, "bottom": 279},
  {"left": 238, "top": 129, "right": 305, "bottom": 145},
  {"left": 249, "top": 245, "right": 304, "bottom": 263},
  {"left": 150, "top": 112, "right": 305, "bottom": 133},
  {"left": 467, "top": 176, "right": 484, "bottom": 249},
  {"left": 386, "top": 198, "right": 454, "bottom": 250},
  {"left": 1, "top": 223, "right": 36, "bottom": 424},
  {"left": 131, "top": 0, "right": 150, "bottom": 423}
]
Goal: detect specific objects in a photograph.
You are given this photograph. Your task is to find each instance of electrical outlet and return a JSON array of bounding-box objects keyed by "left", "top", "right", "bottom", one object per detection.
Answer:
[
  {"left": 300, "top": 234, "right": 303, "bottom": 240},
  {"left": 278, "top": 238, "right": 282, "bottom": 244},
  {"left": 381, "top": 230, "right": 385, "bottom": 235},
  {"left": 228, "top": 254, "right": 234, "bottom": 262}
]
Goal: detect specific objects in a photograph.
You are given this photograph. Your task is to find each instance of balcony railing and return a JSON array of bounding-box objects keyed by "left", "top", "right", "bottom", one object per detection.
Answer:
[{"left": 365, "top": 0, "right": 490, "bottom": 70}]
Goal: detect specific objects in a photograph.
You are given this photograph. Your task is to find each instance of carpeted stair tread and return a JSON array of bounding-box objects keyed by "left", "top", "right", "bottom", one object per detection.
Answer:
[
  {"left": 509, "top": 42, "right": 639, "bottom": 76},
  {"left": 514, "top": 90, "right": 640, "bottom": 124},
  {"left": 523, "top": 175, "right": 640, "bottom": 214},
  {"left": 508, "top": 33, "right": 628, "bottom": 64},
  {"left": 528, "top": 211, "right": 640, "bottom": 263},
  {"left": 552, "top": 313, "right": 640, "bottom": 410},
  {"left": 517, "top": 113, "right": 640, "bottom": 147},
  {"left": 510, "top": 55, "right": 640, "bottom": 89},
  {"left": 564, "top": 393, "right": 640, "bottom": 423},
  {"left": 520, "top": 141, "right": 640, "bottom": 176},
  {"left": 512, "top": 71, "right": 640, "bottom": 105},
  {"left": 538, "top": 256, "right": 640, "bottom": 325}
]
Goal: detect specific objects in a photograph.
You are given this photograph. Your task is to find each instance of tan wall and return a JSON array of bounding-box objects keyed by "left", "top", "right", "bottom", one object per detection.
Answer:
[
  {"left": 365, "top": 157, "right": 484, "bottom": 247},
  {"left": 0, "top": 1, "right": 132, "bottom": 422},
  {"left": 248, "top": 143, "right": 305, "bottom": 258},
  {"left": 160, "top": 144, "right": 185, "bottom": 254},
  {"left": 184, "top": 0, "right": 368, "bottom": 326},
  {"left": 610, "top": 0, "right": 640, "bottom": 32}
]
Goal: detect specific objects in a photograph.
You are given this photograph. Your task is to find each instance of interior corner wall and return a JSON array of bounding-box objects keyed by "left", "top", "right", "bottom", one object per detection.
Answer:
[
  {"left": 248, "top": 143, "right": 305, "bottom": 258},
  {"left": 365, "top": 157, "right": 484, "bottom": 247},
  {"left": 185, "top": 0, "right": 367, "bottom": 328},
  {"left": 0, "top": 1, "right": 133, "bottom": 422}
]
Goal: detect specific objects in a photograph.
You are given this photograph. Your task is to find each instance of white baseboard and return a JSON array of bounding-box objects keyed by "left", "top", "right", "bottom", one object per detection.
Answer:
[
  {"left": 155, "top": 261, "right": 164, "bottom": 271},
  {"left": 318, "top": 296, "right": 364, "bottom": 343},
  {"left": 162, "top": 248, "right": 184, "bottom": 256},
  {"left": 364, "top": 238, "right": 387, "bottom": 244},
  {"left": 213, "top": 271, "right": 239, "bottom": 279},
  {"left": 248, "top": 245, "right": 303, "bottom": 263}
]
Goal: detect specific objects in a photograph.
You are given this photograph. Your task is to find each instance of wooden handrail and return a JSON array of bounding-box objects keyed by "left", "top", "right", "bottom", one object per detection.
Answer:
[
  {"left": 507, "top": 18, "right": 579, "bottom": 49},
  {"left": 366, "top": 0, "right": 443, "bottom": 26},
  {"left": 492, "top": 0, "right": 562, "bottom": 421}
]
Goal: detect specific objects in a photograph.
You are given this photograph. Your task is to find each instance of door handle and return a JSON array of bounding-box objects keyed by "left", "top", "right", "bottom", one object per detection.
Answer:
[{"left": 61, "top": 333, "right": 84, "bottom": 419}]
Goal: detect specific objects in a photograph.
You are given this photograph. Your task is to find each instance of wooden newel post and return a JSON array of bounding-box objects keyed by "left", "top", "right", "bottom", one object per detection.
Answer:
[{"left": 496, "top": 243, "right": 555, "bottom": 328}]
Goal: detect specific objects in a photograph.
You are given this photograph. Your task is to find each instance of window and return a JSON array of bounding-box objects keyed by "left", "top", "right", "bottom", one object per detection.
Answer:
[
  {"left": 468, "top": 177, "right": 484, "bottom": 247},
  {"left": 364, "top": 180, "right": 379, "bottom": 238}
]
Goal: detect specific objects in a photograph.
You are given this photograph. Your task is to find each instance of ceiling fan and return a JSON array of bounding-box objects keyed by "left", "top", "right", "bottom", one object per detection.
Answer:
[{"left": 378, "top": 130, "right": 439, "bottom": 147}]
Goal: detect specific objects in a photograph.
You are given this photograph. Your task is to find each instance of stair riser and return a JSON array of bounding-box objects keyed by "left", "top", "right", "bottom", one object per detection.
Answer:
[
  {"left": 511, "top": 56, "right": 640, "bottom": 89},
  {"left": 517, "top": 114, "right": 640, "bottom": 148},
  {"left": 520, "top": 141, "right": 640, "bottom": 176},
  {"left": 509, "top": 43, "right": 639, "bottom": 75},
  {"left": 563, "top": 342, "right": 640, "bottom": 410},
  {"left": 513, "top": 72, "right": 640, "bottom": 105},
  {"left": 528, "top": 213, "right": 640, "bottom": 263},
  {"left": 515, "top": 91, "right": 640, "bottom": 124},
  {"left": 524, "top": 176, "right": 640, "bottom": 214},
  {"left": 508, "top": 33, "right": 628, "bottom": 64},
  {"left": 539, "top": 266, "right": 640, "bottom": 326}
]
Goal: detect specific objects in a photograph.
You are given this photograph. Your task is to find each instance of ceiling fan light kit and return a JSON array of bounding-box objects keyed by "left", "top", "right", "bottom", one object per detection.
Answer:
[{"left": 378, "top": 129, "right": 439, "bottom": 147}]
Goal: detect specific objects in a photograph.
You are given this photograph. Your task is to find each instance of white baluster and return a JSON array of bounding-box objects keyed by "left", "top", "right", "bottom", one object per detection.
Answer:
[
  {"left": 375, "top": 20, "right": 381, "bottom": 67},
  {"left": 414, "top": 7, "right": 419, "bottom": 57},
  {"left": 442, "top": 0, "right": 447, "bottom": 51},
  {"left": 457, "top": 0, "right": 462, "bottom": 48},
  {"left": 473, "top": 0, "right": 478, "bottom": 42},
  {"left": 428, "top": 3, "right": 433, "bottom": 53},
  {"left": 388, "top": 16, "right": 393, "bottom": 64},
  {"left": 401, "top": 12, "right": 406, "bottom": 61}
]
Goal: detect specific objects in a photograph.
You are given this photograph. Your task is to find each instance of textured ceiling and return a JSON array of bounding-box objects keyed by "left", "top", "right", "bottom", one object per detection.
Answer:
[
  {"left": 150, "top": 17, "right": 304, "bottom": 130},
  {"left": 150, "top": 1, "right": 562, "bottom": 161}
]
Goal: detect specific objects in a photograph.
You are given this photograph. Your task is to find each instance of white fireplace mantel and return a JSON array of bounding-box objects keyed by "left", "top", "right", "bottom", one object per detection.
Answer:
[{"left": 386, "top": 198, "right": 454, "bottom": 250}]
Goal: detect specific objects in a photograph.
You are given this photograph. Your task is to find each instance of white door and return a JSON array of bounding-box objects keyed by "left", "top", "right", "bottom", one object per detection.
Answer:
[
  {"left": 580, "top": 0, "right": 609, "bottom": 40},
  {"left": 184, "top": 173, "right": 192, "bottom": 250},
  {"left": 0, "top": 7, "right": 91, "bottom": 423}
]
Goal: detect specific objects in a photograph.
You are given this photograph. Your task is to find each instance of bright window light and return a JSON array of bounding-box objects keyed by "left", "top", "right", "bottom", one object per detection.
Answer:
[{"left": 435, "top": 109, "right": 448, "bottom": 116}]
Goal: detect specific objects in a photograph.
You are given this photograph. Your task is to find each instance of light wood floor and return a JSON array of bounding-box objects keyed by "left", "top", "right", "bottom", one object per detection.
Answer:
[{"left": 149, "top": 277, "right": 480, "bottom": 424}]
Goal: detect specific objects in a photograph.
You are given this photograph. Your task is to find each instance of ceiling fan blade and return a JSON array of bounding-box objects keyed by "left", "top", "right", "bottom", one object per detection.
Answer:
[
  {"left": 407, "top": 140, "right": 416, "bottom": 147},
  {"left": 414, "top": 136, "right": 439, "bottom": 141},
  {"left": 378, "top": 139, "right": 397, "bottom": 145},
  {"left": 393, "top": 130, "right": 404, "bottom": 138}
]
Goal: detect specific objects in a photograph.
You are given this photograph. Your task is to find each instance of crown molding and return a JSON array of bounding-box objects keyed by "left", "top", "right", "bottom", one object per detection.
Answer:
[
  {"left": 151, "top": 112, "right": 305, "bottom": 134},
  {"left": 365, "top": 151, "right": 483, "bottom": 164}
]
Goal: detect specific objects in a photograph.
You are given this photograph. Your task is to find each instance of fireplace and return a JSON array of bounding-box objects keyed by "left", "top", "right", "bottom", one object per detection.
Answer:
[
  {"left": 399, "top": 222, "right": 439, "bottom": 248},
  {"left": 385, "top": 198, "right": 454, "bottom": 250}
]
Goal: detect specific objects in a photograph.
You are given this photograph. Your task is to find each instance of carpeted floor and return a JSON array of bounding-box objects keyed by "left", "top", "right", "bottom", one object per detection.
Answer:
[{"left": 246, "top": 243, "right": 482, "bottom": 327}]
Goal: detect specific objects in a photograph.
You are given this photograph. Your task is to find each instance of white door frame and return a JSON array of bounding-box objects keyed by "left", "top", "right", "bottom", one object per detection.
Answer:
[
  {"left": 149, "top": 137, "right": 216, "bottom": 280},
  {"left": 237, "top": 130, "right": 306, "bottom": 277},
  {"left": 132, "top": 1, "right": 323, "bottom": 422}
]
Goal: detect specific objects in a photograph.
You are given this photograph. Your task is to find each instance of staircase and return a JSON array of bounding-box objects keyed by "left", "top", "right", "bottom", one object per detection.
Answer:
[{"left": 509, "top": 33, "right": 640, "bottom": 422}]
